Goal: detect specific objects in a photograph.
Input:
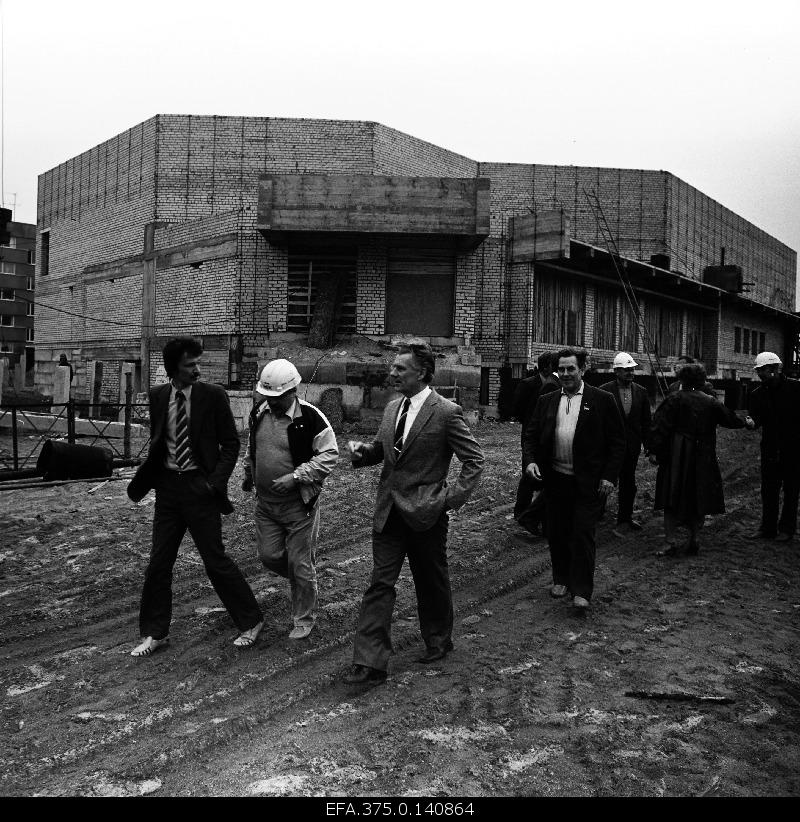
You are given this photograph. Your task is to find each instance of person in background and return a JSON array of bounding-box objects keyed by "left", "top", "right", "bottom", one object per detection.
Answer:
[
  {"left": 523, "top": 348, "right": 626, "bottom": 612},
  {"left": 242, "top": 359, "right": 338, "bottom": 640},
  {"left": 513, "top": 351, "right": 559, "bottom": 535},
  {"left": 649, "top": 363, "right": 745, "bottom": 556},
  {"left": 745, "top": 352, "right": 800, "bottom": 543},
  {"left": 599, "top": 352, "right": 652, "bottom": 532},
  {"left": 668, "top": 355, "right": 715, "bottom": 396}
]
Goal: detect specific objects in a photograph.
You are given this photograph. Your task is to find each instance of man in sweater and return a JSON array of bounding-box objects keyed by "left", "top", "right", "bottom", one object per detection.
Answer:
[{"left": 243, "top": 359, "right": 338, "bottom": 639}]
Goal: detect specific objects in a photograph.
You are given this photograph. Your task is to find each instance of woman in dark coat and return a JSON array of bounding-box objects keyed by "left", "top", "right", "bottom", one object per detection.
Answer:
[{"left": 649, "top": 363, "right": 745, "bottom": 555}]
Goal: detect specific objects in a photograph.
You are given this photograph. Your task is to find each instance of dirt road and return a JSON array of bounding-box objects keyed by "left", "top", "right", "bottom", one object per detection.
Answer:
[{"left": 0, "top": 423, "right": 798, "bottom": 797}]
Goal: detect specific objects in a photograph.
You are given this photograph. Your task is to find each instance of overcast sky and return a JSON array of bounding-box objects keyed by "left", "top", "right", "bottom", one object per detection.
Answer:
[{"left": 2, "top": 0, "right": 798, "bottom": 285}]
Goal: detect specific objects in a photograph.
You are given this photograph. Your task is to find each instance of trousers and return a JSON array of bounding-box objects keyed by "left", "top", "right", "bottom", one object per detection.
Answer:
[
  {"left": 760, "top": 458, "right": 800, "bottom": 537},
  {"left": 138, "top": 470, "right": 262, "bottom": 639},
  {"left": 352, "top": 507, "right": 451, "bottom": 672},
  {"left": 255, "top": 495, "right": 319, "bottom": 628},
  {"left": 545, "top": 471, "right": 601, "bottom": 601}
]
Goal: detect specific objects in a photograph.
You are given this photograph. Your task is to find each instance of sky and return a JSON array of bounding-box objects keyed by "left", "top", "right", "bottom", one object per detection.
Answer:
[{"left": 1, "top": 0, "right": 798, "bottom": 291}]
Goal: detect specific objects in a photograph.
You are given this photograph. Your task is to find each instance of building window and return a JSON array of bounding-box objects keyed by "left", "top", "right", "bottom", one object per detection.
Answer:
[
  {"left": 751, "top": 329, "right": 759, "bottom": 354},
  {"left": 27, "top": 302, "right": 34, "bottom": 316},
  {"left": 0, "top": 288, "right": 14, "bottom": 300},
  {"left": 534, "top": 271, "right": 585, "bottom": 346},
  {"left": 40, "top": 231, "right": 50, "bottom": 276},
  {"left": 0, "top": 261, "right": 14, "bottom": 274},
  {"left": 0, "top": 314, "right": 14, "bottom": 326},
  {"left": 734, "top": 326, "right": 741, "bottom": 353},
  {"left": 286, "top": 249, "right": 357, "bottom": 334},
  {"left": 594, "top": 287, "right": 617, "bottom": 350},
  {"left": 26, "top": 327, "right": 34, "bottom": 342},
  {"left": 743, "top": 328, "right": 750, "bottom": 355},
  {"left": 759, "top": 331, "right": 766, "bottom": 352},
  {"left": 386, "top": 247, "right": 455, "bottom": 336},
  {"left": 27, "top": 276, "right": 34, "bottom": 291},
  {"left": 643, "top": 300, "right": 682, "bottom": 357},
  {"left": 28, "top": 249, "right": 36, "bottom": 265},
  {"left": 686, "top": 310, "right": 703, "bottom": 359}
]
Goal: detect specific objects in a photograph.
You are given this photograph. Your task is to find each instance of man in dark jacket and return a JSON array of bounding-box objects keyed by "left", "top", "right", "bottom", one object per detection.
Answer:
[
  {"left": 127, "top": 337, "right": 263, "bottom": 656},
  {"left": 512, "top": 351, "right": 559, "bottom": 532},
  {"left": 523, "top": 349, "right": 626, "bottom": 611},
  {"left": 745, "top": 352, "right": 800, "bottom": 542},
  {"left": 599, "top": 352, "right": 652, "bottom": 531}
]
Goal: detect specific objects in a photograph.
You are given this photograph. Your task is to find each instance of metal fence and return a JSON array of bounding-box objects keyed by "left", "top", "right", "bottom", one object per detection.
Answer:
[{"left": 0, "top": 375, "right": 150, "bottom": 474}]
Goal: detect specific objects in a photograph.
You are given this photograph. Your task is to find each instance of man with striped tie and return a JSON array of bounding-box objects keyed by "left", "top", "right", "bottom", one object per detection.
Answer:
[
  {"left": 127, "top": 337, "right": 263, "bottom": 657},
  {"left": 343, "top": 341, "right": 484, "bottom": 686}
]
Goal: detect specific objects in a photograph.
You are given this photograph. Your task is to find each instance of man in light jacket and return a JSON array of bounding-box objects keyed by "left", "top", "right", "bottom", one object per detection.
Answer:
[
  {"left": 343, "top": 341, "right": 484, "bottom": 686},
  {"left": 243, "top": 359, "right": 338, "bottom": 640}
]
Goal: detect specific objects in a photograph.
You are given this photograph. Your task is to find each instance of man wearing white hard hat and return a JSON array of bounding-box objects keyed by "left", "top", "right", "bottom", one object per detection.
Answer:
[
  {"left": 599, "top": 353, "right": 652, "bottom": 531},
  {"left": 745, "top": 352, "right": 800, "bottom": 542},
  {"left": 243, "top": 359, "right": 338, "bottom": 639}
]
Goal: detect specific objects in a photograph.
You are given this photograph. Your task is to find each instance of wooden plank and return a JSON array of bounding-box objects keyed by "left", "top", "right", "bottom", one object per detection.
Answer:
[{"left": 257, "top": 174, "right": 490, "bottom": 238}]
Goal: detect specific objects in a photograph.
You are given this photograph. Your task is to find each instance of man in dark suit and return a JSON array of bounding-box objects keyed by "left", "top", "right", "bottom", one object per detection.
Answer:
[
  {"left": 599, "top": 352, "right": 652, "bottom": 531},
  {"left": 127, "top": 337, "right": 263, "bottom": 657},
  {"left": 343, "top": 341, "right": 484, "bottom": 686},
  {"left": 523, "top": 348, "right": 625, "bottom": 611},
  {"left": 512, "top": 351, "right": 559, "bottom": 533}
]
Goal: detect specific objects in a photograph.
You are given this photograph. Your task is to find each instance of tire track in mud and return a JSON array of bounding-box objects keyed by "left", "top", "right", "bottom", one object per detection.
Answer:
[{"left": 1, "top": 518, "right": 554, "bottom": 795}]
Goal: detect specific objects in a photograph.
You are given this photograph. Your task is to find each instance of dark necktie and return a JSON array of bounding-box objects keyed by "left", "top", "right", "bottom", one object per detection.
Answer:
[
  {"left": 393, "top": 397, "right": 411, "bottom": 457},
  {"left": 174, "top": 390, "right": 192, "bottom": 469}
]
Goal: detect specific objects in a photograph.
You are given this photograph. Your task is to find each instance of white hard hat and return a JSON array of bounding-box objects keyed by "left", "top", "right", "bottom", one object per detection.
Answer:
[
  {"left": 255, "top": 359, "right": 302, "bottom": 396},
  {"left": 613, "top": 352, "right": 638, "bottom": 369},
  {"left": 754, "top": 351, "right": 782, "bottom": 369}
]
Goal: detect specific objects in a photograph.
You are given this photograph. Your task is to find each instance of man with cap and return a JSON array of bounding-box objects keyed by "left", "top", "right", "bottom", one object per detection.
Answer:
[
  {"left": 599, "top": 352, "right": 652, "bottom": 531},
  {"left": 243, "top": 359, "right": 338, "bottom": 639},
  {"left": 343, "top": 340, "right": 484, "bottom": 686},
  {"left": 127, "top": 337, "right": 264, "bottom": 657},
  {"left": 745, "top": 352, "right": 800, "bottom": 542}
]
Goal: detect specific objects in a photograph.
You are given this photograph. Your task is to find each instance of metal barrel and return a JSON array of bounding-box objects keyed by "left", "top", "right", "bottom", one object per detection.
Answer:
[{"left": 36, "top": 441, "right": 113, "bottom": 482}]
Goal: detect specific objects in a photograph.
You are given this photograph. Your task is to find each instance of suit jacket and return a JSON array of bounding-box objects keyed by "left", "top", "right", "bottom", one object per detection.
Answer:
[
  {"left": 598, "top": 380, "right": 652, "bottom": 454},
  {"left": 127, "top": 381, "right": 240, "bottom": 514},
  {"left": 353, "top": 389, "right": 485, "bottom": 532},
  {"left": 522, "top": 382, "right": 626, "bottom": 495}
]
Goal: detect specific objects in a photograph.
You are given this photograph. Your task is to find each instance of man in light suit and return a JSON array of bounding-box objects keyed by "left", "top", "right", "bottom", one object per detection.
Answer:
[
  {"left": 523, "top": 348, "right": 625, "bottom": 612},
  {"left": 127, "top": 337, "right": 263, "bottom": 657},
  {"left": 599, "top": 352, "right": 652, "bottom": 531},
  {"left": 343, "top": 341, "right": 484, "bottom": 686}
]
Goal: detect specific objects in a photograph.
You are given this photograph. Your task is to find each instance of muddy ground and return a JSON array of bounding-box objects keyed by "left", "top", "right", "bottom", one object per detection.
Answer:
[{"left": 0, "top": 421, "right": 798, "bottom": 797}]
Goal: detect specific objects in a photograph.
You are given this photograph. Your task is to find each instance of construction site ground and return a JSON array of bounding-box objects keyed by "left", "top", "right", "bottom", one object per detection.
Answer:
[{"left": 0, "top": 421, "right": 798, "bottom": 798}]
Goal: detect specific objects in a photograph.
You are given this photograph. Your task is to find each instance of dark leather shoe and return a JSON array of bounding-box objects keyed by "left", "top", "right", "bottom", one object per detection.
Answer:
[
  {"left": 342, "top": 664, "right": 387, "bottom": 685},
  {"left": 750, "top": 529, "right": 776, "bottom": 539},
  {"left": 775, "top": 532, "right": 793, "bottom": 542},
  {"left": 417, "top": 641, "right": 454, "bottom": 664}
]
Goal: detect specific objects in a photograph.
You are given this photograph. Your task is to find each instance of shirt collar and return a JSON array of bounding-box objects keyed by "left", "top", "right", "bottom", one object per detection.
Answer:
[
  {"left": 171, "top": 381, "right": 193, "bottom": 400},
  {"left": 258, "top": 397, "right": 300, "bottom": 420},
  {"left": 406, "top": 385, "right": 432, "bottom": 410},
  {"left": 560, "top": 384, "right": 584, "bottom": 398}
]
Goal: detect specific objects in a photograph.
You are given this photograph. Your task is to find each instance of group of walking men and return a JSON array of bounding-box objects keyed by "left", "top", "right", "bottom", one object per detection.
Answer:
[{"left": 126, "top": 335, "right": 799, "bottom": 685}]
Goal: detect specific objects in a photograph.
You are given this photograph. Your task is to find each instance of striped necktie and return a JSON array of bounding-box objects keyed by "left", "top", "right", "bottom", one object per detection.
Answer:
[
  {"left": 174, "top": 390, "right": 192, "bottom": 470},
  {"left": 393, "top": 397, "right": 411, "bottom": 457}
]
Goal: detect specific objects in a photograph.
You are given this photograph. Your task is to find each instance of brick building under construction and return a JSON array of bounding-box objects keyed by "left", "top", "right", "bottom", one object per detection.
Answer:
[{"left": 32, "top": 115, "right": 799, "bottom": 420}]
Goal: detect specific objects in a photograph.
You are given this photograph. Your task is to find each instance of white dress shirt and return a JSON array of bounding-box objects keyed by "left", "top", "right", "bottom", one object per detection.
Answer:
[
  {"left": 395, "top": 385, "right": 432, "bottom": 443},
  {"left": 552, "top": 385, "right": 583, "bottom": 476}
]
